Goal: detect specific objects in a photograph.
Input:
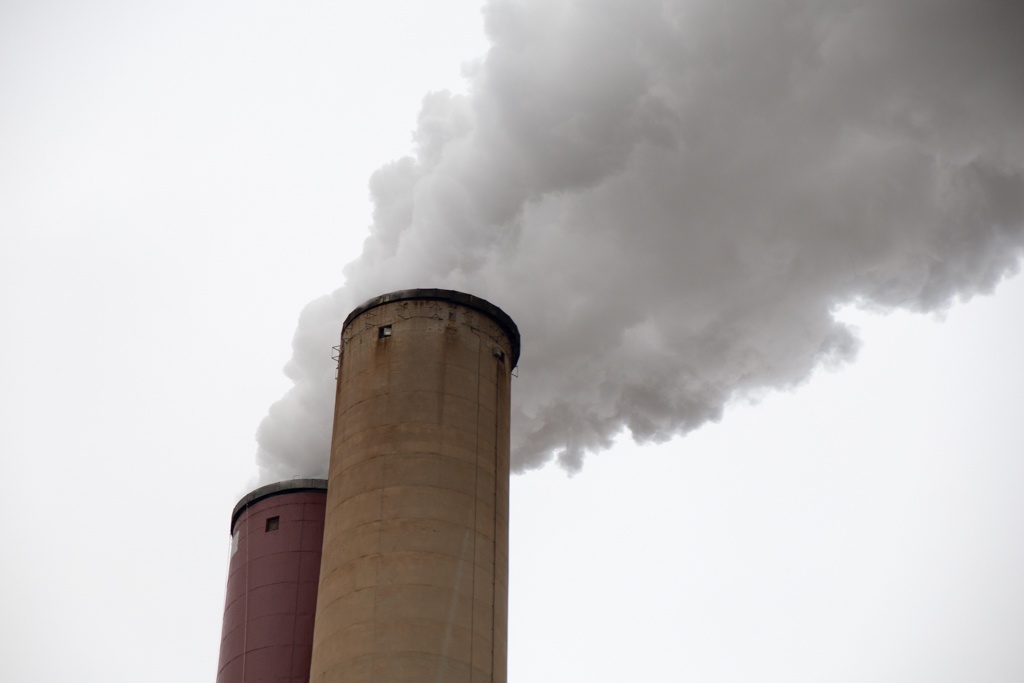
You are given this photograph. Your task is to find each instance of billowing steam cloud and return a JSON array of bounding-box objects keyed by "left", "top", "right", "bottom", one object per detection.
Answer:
[{"left": 256, "top": 0, "right": 1024, "bottom": 481}]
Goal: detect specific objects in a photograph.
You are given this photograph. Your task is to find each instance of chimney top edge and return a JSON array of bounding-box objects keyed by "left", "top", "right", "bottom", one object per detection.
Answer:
[
  {"left": 343, "top": 288, "right": 521, "bottom": 367},
  {"left": 230, "top": 479, "right": 328, "bottom": 533}
]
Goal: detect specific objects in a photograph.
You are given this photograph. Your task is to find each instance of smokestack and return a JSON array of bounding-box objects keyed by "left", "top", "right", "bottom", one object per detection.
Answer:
[
  {"left": 217, "top": 479, "right": 328, "bottom": 683},
  {"left": 309, "top": 289, "right": 520, "bottom": 682}
]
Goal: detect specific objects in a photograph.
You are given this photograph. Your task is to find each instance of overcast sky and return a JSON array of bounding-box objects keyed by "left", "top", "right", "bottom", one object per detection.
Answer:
[{"left": 2, "top": 1, "right": 1022, "bottom": 681}]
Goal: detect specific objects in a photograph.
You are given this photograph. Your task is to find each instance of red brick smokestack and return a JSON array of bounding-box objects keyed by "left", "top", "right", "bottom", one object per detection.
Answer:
[{"left": 217, "top": 479, "right": 327, "bottom": 683}]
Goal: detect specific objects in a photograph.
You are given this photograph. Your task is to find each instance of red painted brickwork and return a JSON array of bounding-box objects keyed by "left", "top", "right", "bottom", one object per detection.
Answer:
[{"left": 217, "top": 486, "right": 326, "bottom": 683}]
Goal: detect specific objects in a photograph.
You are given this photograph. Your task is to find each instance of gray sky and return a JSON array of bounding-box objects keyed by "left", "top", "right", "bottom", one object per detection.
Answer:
[{"left": 1, "top": 1, "right": 1022, "bottom": 681}]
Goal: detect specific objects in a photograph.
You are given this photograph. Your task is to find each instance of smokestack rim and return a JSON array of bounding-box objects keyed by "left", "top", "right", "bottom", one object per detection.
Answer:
[
  {"left": 343, "top": 288, "right": 521, "bottom": 367},
  {"left": 229, "top": 478, "right": 327, "bottom": 533}
]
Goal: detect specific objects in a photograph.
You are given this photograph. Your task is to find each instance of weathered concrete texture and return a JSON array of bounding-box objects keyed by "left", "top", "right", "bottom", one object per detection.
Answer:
[
  {"left": 310, "top": 292, "right": 516, "bottom": 683},
  {"left": 218, "top": 481, "right": 328, "bottom": 683}
]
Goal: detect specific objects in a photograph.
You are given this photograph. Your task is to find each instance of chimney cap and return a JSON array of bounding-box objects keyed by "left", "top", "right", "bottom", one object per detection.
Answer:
[
  {"left": 230, "top": 478, "right": 327, "bottom": 533},
  {"left": 343, "top": 288, "right": 521, "bottom": 367}
]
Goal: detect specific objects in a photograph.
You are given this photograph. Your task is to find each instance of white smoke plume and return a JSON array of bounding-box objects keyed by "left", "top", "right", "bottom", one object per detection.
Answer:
[{"left": 256, "top": 0, "right": 1024, "bottom": 482}]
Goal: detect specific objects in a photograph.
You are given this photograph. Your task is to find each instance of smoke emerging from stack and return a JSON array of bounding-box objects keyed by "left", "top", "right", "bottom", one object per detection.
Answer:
[{"left": 256, "top": 0, "right": 1024, "bottom": 481}]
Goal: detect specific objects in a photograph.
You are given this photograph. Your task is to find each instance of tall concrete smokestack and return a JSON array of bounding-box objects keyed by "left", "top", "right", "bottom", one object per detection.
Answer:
[
  {"left": 217, "top": 479, "right": 328, "bottom": 683},
  {"left": 309, "top": 289, "right": 520, "bottom": 682}
]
